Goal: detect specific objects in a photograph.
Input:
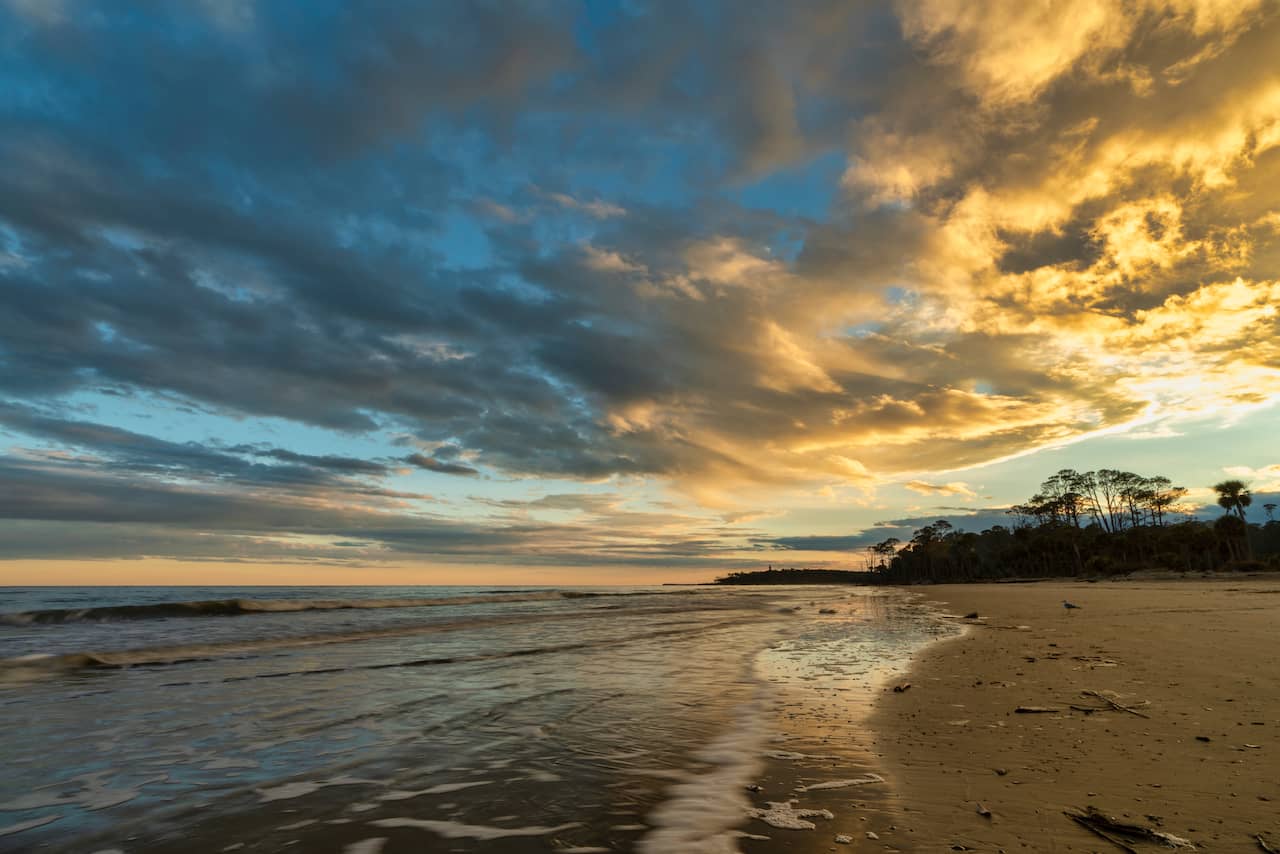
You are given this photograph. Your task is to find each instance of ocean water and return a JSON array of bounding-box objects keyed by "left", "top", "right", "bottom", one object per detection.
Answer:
[{"left": 0, "top": 585, "right": 955, "bottom": 853}]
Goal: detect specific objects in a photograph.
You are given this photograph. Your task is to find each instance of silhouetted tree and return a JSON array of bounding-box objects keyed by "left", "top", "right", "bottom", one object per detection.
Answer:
[
  {"left": 871, "top": 537, "right": 900, "bottom": 569},
  {"left": 1214, "top": 479, "right": 1253, "bottom": 520},
  {"left": 1095, "top": 469, "right": 1129, "bottom": 532},
  {"left": 1144, "top": 476, "right": 1187, "bottom": 526},
  {"left": 861, "top": 468, "right": 1276, "bottom": 585}
]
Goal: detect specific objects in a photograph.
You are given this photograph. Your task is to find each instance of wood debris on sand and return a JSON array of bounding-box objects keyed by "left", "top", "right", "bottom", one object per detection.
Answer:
[{"left": 1064, "top": 806, "right": 1195, "bottom": 851}]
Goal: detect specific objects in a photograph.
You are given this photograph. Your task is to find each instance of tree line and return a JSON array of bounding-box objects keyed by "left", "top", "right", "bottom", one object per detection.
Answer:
[{"left": 864, "top": 470, "right": 1279, "bottom": 584}]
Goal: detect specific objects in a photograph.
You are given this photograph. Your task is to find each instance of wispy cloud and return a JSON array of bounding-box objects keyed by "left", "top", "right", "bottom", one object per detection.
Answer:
[{"left": 904, "top": 481, "right": 977, "bottom": 498}]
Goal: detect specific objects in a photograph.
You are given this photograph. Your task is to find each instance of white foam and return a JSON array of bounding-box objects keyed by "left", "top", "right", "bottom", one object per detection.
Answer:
[
  {"left": 257, "top": 776, "right": 371, "bottom": 803},
  {"left": 378, "top": 780, "right": 492, "bottom": 801},
  {"left": 0, "top": 814, "right": 61, "bottom": 837},
  {"left": 370, "top": 818, "right": 581, "bottom": 840},
  {"left": 730, "top": 830, "right": 770, "bottom": 841},
  {"left": 794, "top": 774, "right": 884, "bottom": 792},
  {"left": 258, "top": 782, "right": 321, "bottom": 802},
  {"left": 745, "top": 801, "right": 834, "bottom": 830},
  {"left": 81, "top": 787, "right": 140, "bottom": 810},
  {"left": 638, "top": 675, "right": 776, "bottom": 854},
  {"left": 521, "top": 768, "right": 562, "bottom": 782},
  {"left": 342, "top": 838, "right": 386, "bottom": 854},
  {"left": 0, "top": 792, "right": 67, "bottom": 811}
]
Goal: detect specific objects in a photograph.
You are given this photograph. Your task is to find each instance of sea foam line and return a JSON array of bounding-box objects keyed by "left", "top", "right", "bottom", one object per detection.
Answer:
[{"left": 638, "top": 667, "right": 777, "bottom": 854}]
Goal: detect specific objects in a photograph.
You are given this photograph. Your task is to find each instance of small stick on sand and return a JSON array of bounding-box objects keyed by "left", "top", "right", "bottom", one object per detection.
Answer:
[
  {"left": 1257, "top": 834, "right": 1279, "bottom": 854},
  {"left": 1082, "top": 690, "right": 1151, "bottom": 719}
]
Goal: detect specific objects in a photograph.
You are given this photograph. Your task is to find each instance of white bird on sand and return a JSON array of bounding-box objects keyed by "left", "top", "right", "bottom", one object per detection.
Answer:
[{"left": 1062, "top": 600, "right": 1082, "bottom": 613}]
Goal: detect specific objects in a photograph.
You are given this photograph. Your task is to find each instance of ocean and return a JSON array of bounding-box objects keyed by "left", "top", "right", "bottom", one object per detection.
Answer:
[{"left": 0, "top": 585, "right": 956, "bottom": 853}]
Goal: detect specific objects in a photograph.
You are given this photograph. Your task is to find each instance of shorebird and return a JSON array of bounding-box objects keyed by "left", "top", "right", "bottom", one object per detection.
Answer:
[{"left": 1062, "top": 600, "right": 1082, "bottom": 613}]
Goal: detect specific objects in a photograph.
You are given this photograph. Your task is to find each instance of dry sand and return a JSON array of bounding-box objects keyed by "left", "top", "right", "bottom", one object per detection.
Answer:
[{"left": 868, "top": 578, "right": 1280, "bottom": 852}]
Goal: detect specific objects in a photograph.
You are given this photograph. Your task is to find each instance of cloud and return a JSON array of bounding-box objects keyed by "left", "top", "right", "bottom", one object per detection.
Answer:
[
  {"left": 0, "top": 403, "right": 391, "bottom": 488},
  {"left": 766, "top": 508, "right": 1024, "bottom": 552},
  {"left": 0, "top": 453, "right": 762, "bottom": 566},
  {"left": 904, "top": 480, "right": 978, "bottom": 498},
  {"left": 769, "top": 534, "right": 873, "bottom": 552},
  {"left": 1, "top": 2, "right": 1279, "bottom": 567},
  {"left": 897, "top": 0, "right": 1264, "bottom": 109},
  {"left": 542, "top": 191, "right": 626, "bottom": 219},
  {"left": 404, "top": 453, "right": 479, "bottom": 477},
  {"left": 1222, "top": 464, "right": 1280, "bottom": 491}
]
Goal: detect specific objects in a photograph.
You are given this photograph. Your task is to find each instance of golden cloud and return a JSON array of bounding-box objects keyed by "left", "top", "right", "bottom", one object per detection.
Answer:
[
  {"left": 631, "top": 4, "right": 1280, "bottom": 505},
  {"left": 904, "top": 480, "right": 978, "bottom": 498}
]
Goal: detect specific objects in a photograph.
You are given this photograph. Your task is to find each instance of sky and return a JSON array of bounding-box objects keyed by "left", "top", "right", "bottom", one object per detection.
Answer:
[{"left": 2, "top": 0, "right": 1279, "bottom": 585}]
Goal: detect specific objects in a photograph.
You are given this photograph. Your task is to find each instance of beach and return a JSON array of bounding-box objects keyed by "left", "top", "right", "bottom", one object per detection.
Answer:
[
  {"left": 6, "top": 579, "right": 1277, "bottom": 852},
  {"left": 868, "top": 578, "right": 1280, "bottom": 852}
]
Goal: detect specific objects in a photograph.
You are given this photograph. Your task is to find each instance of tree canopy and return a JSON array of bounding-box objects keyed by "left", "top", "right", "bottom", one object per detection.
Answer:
[{"left": 863, "top": 469, "right": 1277, "bottom": 584}]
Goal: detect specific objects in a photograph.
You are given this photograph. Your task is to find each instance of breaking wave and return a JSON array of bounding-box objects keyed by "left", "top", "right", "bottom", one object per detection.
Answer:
[
  {"left": 0, "top": 610, "right": 746, "bottom": 683},
  {"left": 0, "top": 589, "right": 672, "bottom": 626}
]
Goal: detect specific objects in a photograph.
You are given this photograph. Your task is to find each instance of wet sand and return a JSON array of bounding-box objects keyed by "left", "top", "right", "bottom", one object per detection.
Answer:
[
  {"left": 737, "top": 591, "right": 957, "bottom": 854},
  {"left": 869, "top": 578, "right": 1280, "bottom": 852}
]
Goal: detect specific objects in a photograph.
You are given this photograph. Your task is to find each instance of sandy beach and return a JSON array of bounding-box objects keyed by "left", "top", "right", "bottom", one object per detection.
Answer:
[{"left": 868, "top": 578, "right": 1280, "bottom": 852}]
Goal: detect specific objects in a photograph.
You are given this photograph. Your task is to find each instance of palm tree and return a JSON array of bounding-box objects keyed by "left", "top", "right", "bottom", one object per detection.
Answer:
[
  {"left": 1214, "top": 514, "right": 1247, "bottom": 562},
  {"left": 1213, "top": 479, "right": 1254, "bottom": 561},
  {"left": 1213, "top": 480, "right": 1253, "bottom": 520}
]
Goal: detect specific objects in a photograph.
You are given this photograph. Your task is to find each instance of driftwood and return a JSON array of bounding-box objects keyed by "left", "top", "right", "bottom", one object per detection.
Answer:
[
  {"left": 1066, "top": 811, "right": 1139, "bottom": 854},
  {"left": 1064, "top": 807, "right": 1195, "bottom": 850},
  {"left": 1082, "top": 689, "right": 1151, "bottom": 719},
  {"left": 1072, "top": 699, "right": 1150, "bottom": 715}
]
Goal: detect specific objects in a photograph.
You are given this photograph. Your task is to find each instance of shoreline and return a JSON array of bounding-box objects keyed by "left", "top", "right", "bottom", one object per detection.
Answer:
[
  {"left": 867, "top": 578, "right": 1280, "bottom": 851},
  {"left": 739, "top": 588, "right": 957, "bottom": 854}
]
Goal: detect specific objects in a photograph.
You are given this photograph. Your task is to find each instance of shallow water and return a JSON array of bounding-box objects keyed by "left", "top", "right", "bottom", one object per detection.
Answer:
[{"left": 0, "top": 585, "right": 953, "bottom": 852}]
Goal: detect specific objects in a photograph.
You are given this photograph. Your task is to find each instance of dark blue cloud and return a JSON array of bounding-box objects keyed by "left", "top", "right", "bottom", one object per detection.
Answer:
[{"left": 767, "top": 510, "right": 1033, "bottom": 552}]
